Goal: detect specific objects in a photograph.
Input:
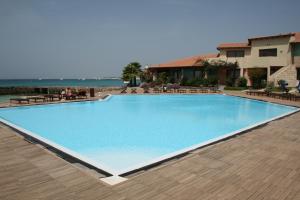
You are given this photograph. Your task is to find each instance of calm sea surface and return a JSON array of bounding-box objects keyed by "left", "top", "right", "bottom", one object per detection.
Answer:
[{"left": 0, "top": 79, "right": 124, "bottom": 87}]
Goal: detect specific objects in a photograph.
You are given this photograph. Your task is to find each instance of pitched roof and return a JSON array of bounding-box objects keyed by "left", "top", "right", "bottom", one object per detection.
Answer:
[
  {"left": 291, "top": 32, "right": 300, "bottom": 43},
  {"left": 149, "top": 53, "right": 219, "bottom": 69},
  {"left": 217, "top": 42, "right": 250, "bottom": 50},
  {"left": 248, "top": 32, "right": 294, "bottom": 42}
]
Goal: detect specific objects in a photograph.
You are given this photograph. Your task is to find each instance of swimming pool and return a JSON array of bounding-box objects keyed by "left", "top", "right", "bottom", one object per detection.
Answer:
[{"left": 0, "top": 94, "right": 298, "bottom": 176}]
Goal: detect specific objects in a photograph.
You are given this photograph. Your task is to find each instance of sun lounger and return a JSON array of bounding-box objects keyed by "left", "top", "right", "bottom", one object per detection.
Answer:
[
  {"left": 178, "top": 89, "right": 186, "bottom": 93},
  {"left": 297, "top": 81, "right": 300, "bottom": 93},
  {"left": 77, "top": 91, "right": 88, "bottom": 99},
  {"left": 65, "top": 94, "right": 76, "bottom": 100},
  {"left": 28, "top": 96, "right": 46, "bottom": 102},
  {"left": 44, "top": 94, "right": 61, "bottom": 101},
  {"left": 199, "top": 87, "right": 208, "bottom": 93},
  {"left": 10, "top": 97, "right": 30, "bottom": 104},
  {"left": 246, "top": 89, "right": 267, "bottom": 96},
  {"left": 288, "top": 89, "right": 300, "bottom": 101},
  {"left": 269, "top": 92, "right": 291, "bottom": 100},
  {"left": 153, "top": 88, "right": 161, "bottom": 93},
  {"left": 209, "top": 87, "right": 221, "bottom": 93},
  {"left": 190, "top": 89, "right": 198, "bottom": 93},
  {"left": 290, "top": 93, "right": 300, "bottom": 101},
  {"left": 166, "top": 89, "right": 173, "bottom": 93}
]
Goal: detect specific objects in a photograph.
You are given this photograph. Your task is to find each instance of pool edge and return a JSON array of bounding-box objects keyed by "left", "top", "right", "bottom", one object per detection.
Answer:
[
  {"left": 0, "top": 94, "right": 299, "bottom": 178},
  {"left": 117, "top": 107, "right": 300, "bottom": 176}
]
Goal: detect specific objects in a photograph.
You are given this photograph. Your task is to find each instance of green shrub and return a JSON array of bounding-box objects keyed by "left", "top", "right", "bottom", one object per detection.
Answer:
[
  {"left": 224, "top": 86, "right": 247, "bottom": 90},
  {"left": 202, "top": 78, "right": 210, "bottom": 86},
  {"left": 168, "top": 77, "right": 176, "bottom": 84},
  {"left": 180, "top": 77, "right": 188, "bottom": 86},
  {"left": 207, "top": 77, "right": 218, "bottom": 86},
  {"left": 157, "top": 72, "right": 169, "bottom": 84},
  {"left": 265, "top": 81, "right": 274, "bottom": 93},
  {"left": 237, "top": 77, "right": 247, "bottom": 87},
  {"left": 225, "top": 78, "right": 235, "bottom": 87},
  {"left": 185, "top": 79, "right": 193, "bottom": 86},
  {"left": 248, "top": 68, "right": 267, "bottom": 89}
]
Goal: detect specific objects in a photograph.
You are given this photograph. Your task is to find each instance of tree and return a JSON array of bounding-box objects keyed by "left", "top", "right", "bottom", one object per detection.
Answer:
[
  {"left": 157, "top": 72, "right": 169, "bottom": 85},
  {"left": 122, "top": 62, "right": 142, "bottom": 87},
  {"left": 202, "top": 59, "right": 239, "bottom": 86},
  {"left": 248, "top": 68, "right": 267, "bottom": 89},
  {"left": 140, "top": 69, "right": 153, "bottom": 83}
]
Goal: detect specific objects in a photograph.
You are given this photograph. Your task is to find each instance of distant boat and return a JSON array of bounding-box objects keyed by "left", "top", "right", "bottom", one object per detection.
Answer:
[
  {"left": 60, "top": 78, "right": 63, "bottom": 80},
  {"left": 38, "top": 78, "right": 42, "bottom": 80}
]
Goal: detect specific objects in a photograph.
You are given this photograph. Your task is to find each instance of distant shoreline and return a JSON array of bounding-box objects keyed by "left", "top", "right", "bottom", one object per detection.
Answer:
[{"left": 0, "top": 79, "right": 124, "bottom": 88}]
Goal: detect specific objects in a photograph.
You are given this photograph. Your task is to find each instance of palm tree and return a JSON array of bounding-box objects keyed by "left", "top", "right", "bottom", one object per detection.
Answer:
[{"left": 122, "top": 62, "right": 142, "bottom": 87}]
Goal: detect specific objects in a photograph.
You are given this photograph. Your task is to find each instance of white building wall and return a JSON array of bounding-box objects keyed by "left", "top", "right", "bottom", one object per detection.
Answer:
[
  {"left": 209, "top": 36, "right": 298, "bottom": 86},
  {"left": 248, "top": 37, "right": 292, "bottom": 68}
]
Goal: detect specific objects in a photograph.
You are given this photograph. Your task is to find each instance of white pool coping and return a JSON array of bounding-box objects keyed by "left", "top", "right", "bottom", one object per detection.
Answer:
[{"left": 0, "top": 94, "right": 299, "bottom": 181}]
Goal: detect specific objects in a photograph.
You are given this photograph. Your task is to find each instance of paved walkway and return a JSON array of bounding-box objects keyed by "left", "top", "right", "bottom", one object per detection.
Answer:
[{"left": 0, "top": 92, "right": 300, "bottom": 200}]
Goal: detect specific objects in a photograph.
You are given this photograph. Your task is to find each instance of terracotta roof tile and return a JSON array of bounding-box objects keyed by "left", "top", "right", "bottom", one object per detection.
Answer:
[
  {"left": 149, "top": 53, "right": 219, "bottom": 69},
  {"left": 291, "top": 32, "right": 300, "bottom": 43},
  {"left": 217, "top": 43, "right": 250, "bottom": 50}
]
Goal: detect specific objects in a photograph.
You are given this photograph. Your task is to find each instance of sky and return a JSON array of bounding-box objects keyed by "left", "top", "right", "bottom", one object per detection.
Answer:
[{"left": 0, "top": 0, "right": 299, "bottom": 79}]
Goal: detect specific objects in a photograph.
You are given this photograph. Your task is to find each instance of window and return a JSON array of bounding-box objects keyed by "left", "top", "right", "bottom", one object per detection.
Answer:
[
  {"left": 297, "top": 68, "right": 300, "bottom": 80},
  {"left": 259, "top": 48, "right": 277, "bottom": 57},
  {"left": 226, "top": 50, "right": 245, "bottom": 57}
]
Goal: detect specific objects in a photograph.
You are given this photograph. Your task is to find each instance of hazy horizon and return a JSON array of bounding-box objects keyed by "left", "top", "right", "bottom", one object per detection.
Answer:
[{"left": 1, "top": 0, "right": 300, "bottom": 79}]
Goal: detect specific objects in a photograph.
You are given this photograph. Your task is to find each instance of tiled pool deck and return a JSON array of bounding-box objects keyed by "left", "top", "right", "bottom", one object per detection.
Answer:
[{"left": 1, "top": 91, "right": 300, "bottom": 200}]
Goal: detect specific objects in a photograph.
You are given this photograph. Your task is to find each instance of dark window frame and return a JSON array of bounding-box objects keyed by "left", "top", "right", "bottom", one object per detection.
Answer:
[
  {"left": 259, "top": 48, "right": 277, "bottom": 57},
  {"left": 226, "top": 50, "right": 245, "bottom": 57}
]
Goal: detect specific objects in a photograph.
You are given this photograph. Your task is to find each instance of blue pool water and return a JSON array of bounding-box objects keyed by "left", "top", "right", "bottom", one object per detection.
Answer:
[{"left": 0, "top": 95, "right": 298, "bottom": 175}]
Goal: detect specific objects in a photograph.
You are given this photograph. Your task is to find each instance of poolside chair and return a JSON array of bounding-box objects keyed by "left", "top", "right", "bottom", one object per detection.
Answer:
[
  {"left": 209, "top": 86, "right": 221, "bottom": 93},
  {"left": 290, "top": 82, "right": 300, "bottom": 101},
  {"left": 199, "top": 87, "right": 208, "bottom": 93},
  {"left": 143, "top": 88, "right": 150, "bottom": 93},
  {"left": 190, "top": 89, "right": 198, "bottom": 93},
  {"left": 166, "top": 89, "right": 173, "bottom": 93},
  {"left": 64, "top": 94, "right": 76, "bottom": 100},
  {"left": 246, "top": 89, "right": 268, "bottom": 96},
  {"left": 120, "top": 87, "right": 127, "bottom": 94},
  {"left": 44, "top": 94, "right": 62, "bottom": 101},
  {"left": 131, "top": 88, "right": 137, "bottom": 94},
  {"left": 77, "top": 91, "right": 88, "bottom": 99},
  {"left": 290, "top": 92, "right": 300, "bottom": 101},
  {"left": 153, "top": 87, "right": 161, "bottom": 93},
  {"left": 285, "top": 88, "right": 300, "bottom": 101},
  {"left": 278, "top": 80, "right": 289, "bottom": 93},
  {"left": 178, "top": 89, "right": 186, "bottom": 93},
  {"left": 297, "top": 81, "right": 300, "bottom": 93}
]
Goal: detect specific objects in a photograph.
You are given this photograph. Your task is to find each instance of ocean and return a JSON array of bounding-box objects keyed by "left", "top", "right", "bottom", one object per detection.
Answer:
[{"left": 0, "top": 79, "right": 124, "bottom": 88}]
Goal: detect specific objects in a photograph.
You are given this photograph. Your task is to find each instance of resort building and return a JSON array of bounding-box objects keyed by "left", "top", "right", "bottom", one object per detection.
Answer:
[{"left": 149, "top": 32, "right": 300, "bottom": 86}]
